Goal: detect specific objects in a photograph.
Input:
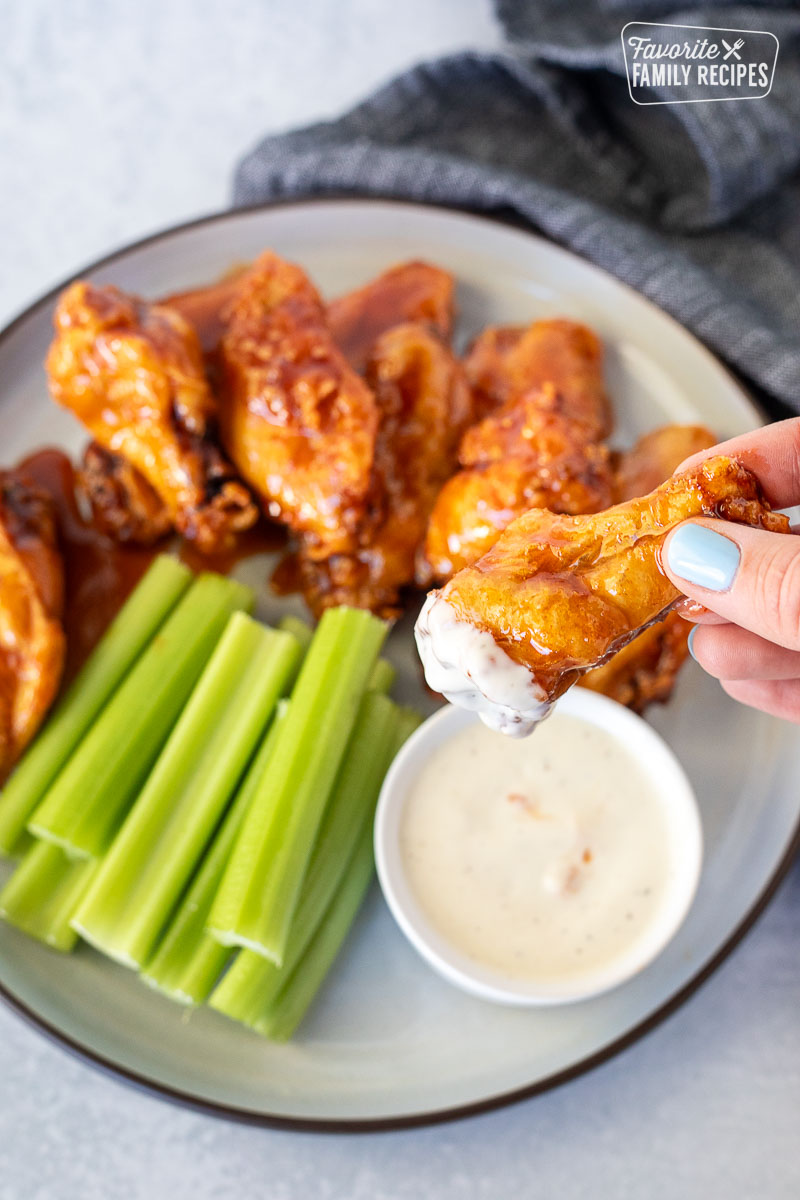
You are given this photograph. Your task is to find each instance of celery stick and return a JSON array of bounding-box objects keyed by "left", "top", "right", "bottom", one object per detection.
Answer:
[
  {"left": 367, "top": 658, "right": 395, "bottom": 695},
  {"left": 0, "top": 840, "right": 98, "bottom": 952},
  {"left": 141, "top": 704, "right": 290, "bottom": 1004},
  {"left": 210, "top": 691, "right": 403, "bottom": 1023},
  {"left": 263, "top": 708, "right": 427, "bottom": 1040},
  {"left": 277, "top": 615, "right": 313, "bottom": 652},
  {"left": 209, "top": 606, "right": 387, "bottom": 963},
  {"left": 8, "top": 832, "right": 35, "bottom": 860},
  {"left": 0, "top": 556, "right": 191, "bottom": 855},
  {"left": 29, "top": 574, "right": 253, "bottom": 860},
  {"left": 275, "top": 621, "right": 396, "bottom": 692},
  {"left": 279, "top": 618, "right": 393, "bottom": 693},
  {"left": 70, "top": 615, "right": 300, "bottom": 968},
  {"left": 262, "top": 816, "right": 377, "bottom": 1041}
]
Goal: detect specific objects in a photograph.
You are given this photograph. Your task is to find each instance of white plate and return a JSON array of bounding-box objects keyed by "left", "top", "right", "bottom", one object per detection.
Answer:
[{"left": 0, "top": 200, "right": 797, "bottom": 1131}]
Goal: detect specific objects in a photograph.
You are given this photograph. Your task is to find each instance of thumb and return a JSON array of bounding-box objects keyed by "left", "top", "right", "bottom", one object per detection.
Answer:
[{"left": 663, "top": 519, "right": 800, "bottom": 652}]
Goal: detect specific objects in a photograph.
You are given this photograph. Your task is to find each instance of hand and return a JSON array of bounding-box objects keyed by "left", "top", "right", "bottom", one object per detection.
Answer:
[{"left": 662, "top": 418, "right": 800, "bottom": 723}]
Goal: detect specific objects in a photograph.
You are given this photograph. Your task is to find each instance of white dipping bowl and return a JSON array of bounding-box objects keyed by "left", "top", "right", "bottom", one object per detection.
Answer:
[{"left": 374, "top": 689, "right": 703, "bottom": 1007}]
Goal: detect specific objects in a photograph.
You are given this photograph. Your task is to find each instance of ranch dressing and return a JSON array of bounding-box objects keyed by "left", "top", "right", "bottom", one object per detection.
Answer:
[
  {"left": 399, "top": 713, "right": 676, "bottom": 986},
  {"left": 415, "top": 593, "right": 550, "bottom": 737}
]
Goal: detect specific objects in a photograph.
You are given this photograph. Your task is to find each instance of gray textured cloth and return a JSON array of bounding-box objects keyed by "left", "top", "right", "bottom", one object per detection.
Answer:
[{"left": 234, "top": 2, "right": 800, "bottom": 418}]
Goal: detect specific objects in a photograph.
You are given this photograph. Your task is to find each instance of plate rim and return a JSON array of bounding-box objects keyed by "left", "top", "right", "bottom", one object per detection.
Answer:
[{"left": 0, "top": 195, "right": 795, "bottom": 1134}]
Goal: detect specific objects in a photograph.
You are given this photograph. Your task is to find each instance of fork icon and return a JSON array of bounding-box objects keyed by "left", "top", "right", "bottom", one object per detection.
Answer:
[{"left": 722, "top": 37, "right": 745, "bottom": 60}]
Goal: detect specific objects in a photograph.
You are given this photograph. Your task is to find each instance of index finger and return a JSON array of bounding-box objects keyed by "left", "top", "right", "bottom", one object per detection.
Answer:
[{"left": 675, "top": 417, "right": 800, "bottom": 509}]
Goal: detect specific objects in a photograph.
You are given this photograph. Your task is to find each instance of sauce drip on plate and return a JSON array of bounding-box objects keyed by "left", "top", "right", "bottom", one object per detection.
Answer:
[{"left": 179, "top": 519, "right": 286, "bottom": 577}]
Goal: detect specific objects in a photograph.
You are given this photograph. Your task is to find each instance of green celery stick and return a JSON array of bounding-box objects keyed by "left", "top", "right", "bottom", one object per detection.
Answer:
[
  {"left": 255, "top": 707, "right": 420, "bottom": 1042},
  {"left": 367, "top": 658, "right": 395, "bottom": 695},
  {"left": 277, "top": 615, "right": 313, "bottom": 652},
  {"left": 0, "top": 840, "right": 98, "bottom": 952},
  {"left": 208, "top": 606, "right": 387, "bottom": 963},
  {"left": 275, "top": 620, "right": 396, "bottom": 691},
  {"left": 279, "top": 618, "right": 392, "bottom": 693},
  {"left": 70, "top": 615, "right": 299, "bottom": 968},
  {"left": 8, "top": 832, "right": 35, "bottom": 860},
  {"left": 29, "top": 573, "right": 253, "bottom": 859},
  {"left": 144, "top": 631, "right": 400, "bottom": 1007},
  {"left": 209, "top": 692, "right": 410, "bottom": 1024},
  {"left": 262, "top": 815, "right": 378, "bottom": 1041},
  {"left": 0, "top": 556, "right": 191, "bottom": 855},
  {"left": 141, "top": 703, "right": 290, "bottom": 1004}
]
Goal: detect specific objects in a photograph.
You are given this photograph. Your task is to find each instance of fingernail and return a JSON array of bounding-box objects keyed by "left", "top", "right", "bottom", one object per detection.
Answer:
[
  {"left": 687, "top": 626, "right": 698, "bottom": 660},
  {"left": 666, "top": 525, "right": 741, "bottom": 591}
]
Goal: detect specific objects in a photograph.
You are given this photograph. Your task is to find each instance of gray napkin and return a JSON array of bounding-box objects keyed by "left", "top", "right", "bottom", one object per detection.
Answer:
[{"left": 234, "top": 1, "right": 800, "bottom": 418}]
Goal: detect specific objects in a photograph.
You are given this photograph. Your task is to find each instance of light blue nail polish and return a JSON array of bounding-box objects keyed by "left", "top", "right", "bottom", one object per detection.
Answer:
[
  {"left": 667, "top": 524, "right": 741, "bottom": 591},
  {"left": 687, "top": 626, "right": 698, "bottom": 660}
]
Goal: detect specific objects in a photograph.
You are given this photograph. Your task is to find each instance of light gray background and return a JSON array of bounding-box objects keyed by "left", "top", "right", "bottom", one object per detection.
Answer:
[{"left": 0, "top": 2, "right": 798, "bottom": 1196}]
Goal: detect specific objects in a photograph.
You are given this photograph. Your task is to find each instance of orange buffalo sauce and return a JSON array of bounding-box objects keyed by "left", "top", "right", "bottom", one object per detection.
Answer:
[{"left": 178, "top": 519, "right": 285, "bottom": 578}]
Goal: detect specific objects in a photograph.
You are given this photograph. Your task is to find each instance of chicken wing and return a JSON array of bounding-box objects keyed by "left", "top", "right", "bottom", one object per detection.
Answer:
[
  {"left": 421, "top": 319, "right": 613, "bottom": 581},
  {"left": 461, "top": 325, "right": 527, "bottom": 417},
  {"left": 580, "top": 423, "right": 716, "bottom": 710},
  {"left": 416, "top": 456, "right": 789, "bottom": 736},
  {"left": 219, "top": 250, "right": 379, "bottom": 558},
  {"left": 295, "top": 323, "right": 475, "bottom": 616},
  {"left": 578, "top": 616, "right": 692, "bottom": 711},
  {"left": 463, "top": 319, "right": 612, "bottom": 437},
  {"left": 77, "top": 442, "right": 173, "bottom": 546},
  {"left": 165, "top": 260, "right": 454, "bottom": 375},
  {"left": 164, "top": 268, "right": 247, "bottom": 356},
  {"left": 0, "top": 472, "right": 65, "bottom": 781},
  {"left": 612, "top": 424, "right": 717, "bottom": 503},
  {"left": 46, "top": 282, "right": 257, "bottom": 553},
  {"left": 328, "top": 261, "right": 454, "bottom": 373}
]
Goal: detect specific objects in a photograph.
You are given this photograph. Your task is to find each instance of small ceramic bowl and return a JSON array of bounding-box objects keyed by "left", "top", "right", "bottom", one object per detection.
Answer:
[{"left": 374, "top": 689, "right": 703, "bottom": 1007}]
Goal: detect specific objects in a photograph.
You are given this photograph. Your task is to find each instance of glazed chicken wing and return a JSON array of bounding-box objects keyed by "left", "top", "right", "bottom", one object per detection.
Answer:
[
  {"left": 164, "top": 269, "right": 247, "bottom": 356},
  {"left": 295, "top": 323, "right": 475, "bottom": 616},
  {"left": 166, "top": 259, "right": 454, "bottom": 373},
  {"left": 579, "top": 423, "right": 716, "bottom": 710},
  {"left": 78, "top": 442, "right": 173, "bottom": 546},
  {"left": 612, "top": 424, "right": 717, "bottom": 504},
  {"left": 578, "top": 616, "right": 693, "bottom": 711},
  {"left": 462, "top": 319, "right": 612, "bottom": 437},
  {"left": 421, "top": 319, "right": 613, "bottom": 581},
  {"left": 0, "top": 472, "right": 65, "bottom": 782},
  {"left": 46, "top": 282, "right": 257, "bottom": 553},
  {"left": 219, "top": 251, "right": 379, "bottom": 558},
  {"left": 328, "top": 261, "right": 454, "bottom": 373},
  {"left": 416, "top": 456, "right": 789, "bottom": 736},
  {"left": 165, "top": 260, "right": 454, "bottom": 375}
]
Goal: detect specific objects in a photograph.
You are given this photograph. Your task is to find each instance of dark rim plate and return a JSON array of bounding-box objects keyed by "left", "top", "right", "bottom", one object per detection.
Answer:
[{"left": 1, "top": 198, "right": 797, "bottom": 1133}]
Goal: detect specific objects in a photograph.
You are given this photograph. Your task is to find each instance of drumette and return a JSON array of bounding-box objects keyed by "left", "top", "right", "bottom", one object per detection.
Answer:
[{"left": 416, "top": 456, "right": 789, "bottom": 735}]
